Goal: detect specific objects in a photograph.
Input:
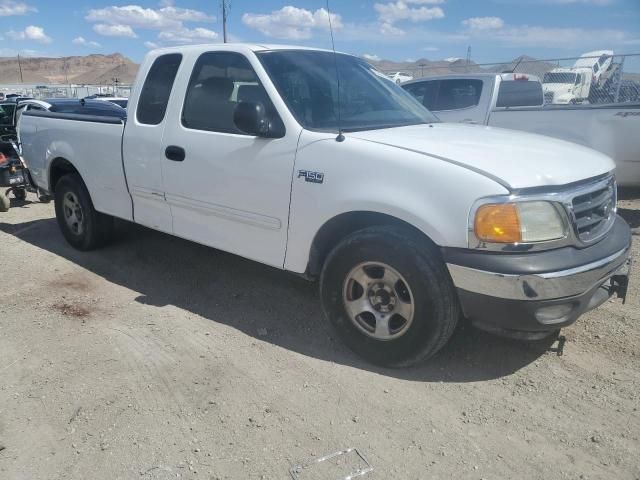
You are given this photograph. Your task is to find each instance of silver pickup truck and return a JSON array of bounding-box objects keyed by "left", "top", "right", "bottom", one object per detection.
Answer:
[{"left": 403, "top": 73, "right": 640, "bottom": 186}]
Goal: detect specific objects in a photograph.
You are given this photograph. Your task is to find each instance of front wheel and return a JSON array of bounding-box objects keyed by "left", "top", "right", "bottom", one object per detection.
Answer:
[
  {"left": 54, "top": 173, "right": 114, "bottom": 250},
  {"left": 320, "top": 226, "right": 460, "bottom": 367}
]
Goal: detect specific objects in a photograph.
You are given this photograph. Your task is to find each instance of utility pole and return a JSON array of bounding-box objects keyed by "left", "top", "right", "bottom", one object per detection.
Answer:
[
  {"left": 221, "top": 0, "right": 230, "bottom": 43},
  {"left": 418, "top": 62, "right": 427, "bottom": 78},
  {"left": 17, "top": 54, "right": 24, "bottom": 83}
]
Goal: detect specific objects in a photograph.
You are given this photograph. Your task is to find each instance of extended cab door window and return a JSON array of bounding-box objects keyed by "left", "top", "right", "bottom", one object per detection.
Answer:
[
  {"left": 181, "top": 51, "right": 282, "bottom": 134},
  {"left": 137, "top": 53, "right": 182, "bottom": 125}
]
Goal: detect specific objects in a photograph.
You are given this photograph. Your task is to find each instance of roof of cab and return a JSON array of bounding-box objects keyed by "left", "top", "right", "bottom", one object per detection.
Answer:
[{"left": 145, "top": 42, "right": 341, "bottom": 56}]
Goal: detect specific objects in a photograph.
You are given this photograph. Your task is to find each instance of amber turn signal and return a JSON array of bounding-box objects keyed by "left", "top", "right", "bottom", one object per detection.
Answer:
[{"left": 474, "top": 203, "right": 522, "bottom": 243}]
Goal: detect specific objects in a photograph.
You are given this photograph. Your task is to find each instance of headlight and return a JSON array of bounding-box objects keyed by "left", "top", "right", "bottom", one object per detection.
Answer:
[{"left": 474, "top": 201, "right": 566, "bottom": 244}]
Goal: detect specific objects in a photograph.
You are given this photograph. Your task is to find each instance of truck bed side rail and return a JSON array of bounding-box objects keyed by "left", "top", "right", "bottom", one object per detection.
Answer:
[{"left": 23, "top": 110, "right": 126, "bottom": 125}]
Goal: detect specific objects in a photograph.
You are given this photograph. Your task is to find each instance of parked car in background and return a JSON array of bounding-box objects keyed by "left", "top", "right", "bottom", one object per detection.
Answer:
[
  {"left": 85, "top": 94, "right": 129, "bottom": 109},
  {"left": 543, "top": 68, "right": 592, "bottom": 104},
  {"left": 17, "top": 44, "right": 631, "bottom": 367},
  {"left": 574, "top": 50, "right": 614, "bottom": 86},
  {"left": 403, "top": 73, "right": 640, "bottom": 186},
  {"left": 388, "top": 71, "right": 413, "bottom": 84}
]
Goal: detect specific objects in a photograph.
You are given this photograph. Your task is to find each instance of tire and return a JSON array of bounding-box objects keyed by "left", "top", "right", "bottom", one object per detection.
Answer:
[
  {"left": 13, "top": 188, "right": 26, "bottom": 201},
  {"left": 320, "top": 225, "right": 460, "bottom": 367},
  {"left": 54, "top": 173, "right": 114, "bottom": 250}
]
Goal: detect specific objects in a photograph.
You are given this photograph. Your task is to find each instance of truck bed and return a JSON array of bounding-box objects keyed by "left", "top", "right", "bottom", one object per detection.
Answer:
[
  {"left": 20, "top": 110, "right": 133, "bottom": 220},
  {"left": 487, "top": 103, "right": 640, "bottom": 186}
]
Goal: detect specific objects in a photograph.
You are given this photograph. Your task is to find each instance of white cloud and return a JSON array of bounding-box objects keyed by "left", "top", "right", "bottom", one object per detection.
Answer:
[
  {"left": 468, "top": 24, "right": 639, "bottom": 49},
  {"left": 423, "top": 46, "right": 439, "bottom": 51},
  {"left": 86, "top": 4, "right": 218, "bottom": 47},
  {"left": 72, "top": 36, "right": 101, "bottom": 48},
  {"left": 0, "top": 1, "right": 35, "bottom": 16},
  {"left": 362, "top": 53, "right": 381, "bottom": 61},
  {"left": 374, "top": 1, "right": 444, "bottom": 24},
  {"left": 86, "top": 5, "right": 213, "bottom": 30},
  {"left": 158, "top": 26, "right": 218, "bottom": 43},
  {"left": 7, "top": 25, "right": 51, "bottom": 43},
  {"left": 242, "top": 6, "right": 342, "bottom": 40},
  {"left": 380, "top": 22, "right": 406, "bottom": 36},
  {"left": 93, "top": 23, "right": 137, "bottom": 38},
  {"left": 462, "top": 16, "right": 504, "bottom": 30}
]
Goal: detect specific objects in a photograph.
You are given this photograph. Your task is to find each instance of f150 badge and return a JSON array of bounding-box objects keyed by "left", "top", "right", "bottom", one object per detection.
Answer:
[{"left": 298, "top": 170, "right": 324, "bottom": 184}]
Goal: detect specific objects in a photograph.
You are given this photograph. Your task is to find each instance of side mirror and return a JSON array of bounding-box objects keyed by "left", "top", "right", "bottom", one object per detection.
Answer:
[{"left": 233, "top": 102, "right": 284, "bottom": 138}]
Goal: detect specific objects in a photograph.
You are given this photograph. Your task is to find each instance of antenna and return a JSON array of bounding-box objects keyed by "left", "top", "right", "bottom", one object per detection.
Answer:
[
  {"left": 221, "top": 0, "right": 230, "bottom": 43},
  {"left": 326, "top": 0, "right": 344, "bottom": 142}
]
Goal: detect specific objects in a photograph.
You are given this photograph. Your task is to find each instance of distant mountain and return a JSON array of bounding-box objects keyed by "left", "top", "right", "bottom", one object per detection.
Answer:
[
  {"left": 0, "top": 53, "right": 139, "bottom": 84},
  {"left": 484, "top": 55, "right": 558, "bottom": 76}
]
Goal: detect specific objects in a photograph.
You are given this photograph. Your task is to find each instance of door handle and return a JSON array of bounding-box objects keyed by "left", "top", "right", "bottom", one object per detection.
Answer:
[{"left": 165, "top": 145, "right": 185, "bottom": 162}]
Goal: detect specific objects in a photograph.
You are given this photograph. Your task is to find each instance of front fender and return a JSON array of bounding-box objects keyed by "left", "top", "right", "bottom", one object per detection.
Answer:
[{"left": 283, "top": 130, "right": 508, "bottom": 273}]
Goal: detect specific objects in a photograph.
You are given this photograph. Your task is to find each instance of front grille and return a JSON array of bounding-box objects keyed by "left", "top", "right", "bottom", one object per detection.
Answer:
[
  {"left": 570, "top": 178, "right": 616, "bottom": 243},
  {"left": 544, "top": 92, "right": 554, "bottom": 104}
]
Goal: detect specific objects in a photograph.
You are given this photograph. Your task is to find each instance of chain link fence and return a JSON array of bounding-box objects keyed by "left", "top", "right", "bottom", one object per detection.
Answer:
[
  {"left": 381, "top": 53, "right": 640, "bottom": 105},
  {"left": 2, "top": 53, "right": 639, "bottom": 106},
  {"left": 0, "top": 83, "right": 132, "bottom": 100}
]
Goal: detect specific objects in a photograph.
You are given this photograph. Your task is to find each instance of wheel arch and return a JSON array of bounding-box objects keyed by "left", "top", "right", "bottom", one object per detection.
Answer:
[
  {"left": 305, "top": 210, "right": 441, "bottom": 278},
  {"left": 48, "top": 157, "right": 80, "bottom": 193}
]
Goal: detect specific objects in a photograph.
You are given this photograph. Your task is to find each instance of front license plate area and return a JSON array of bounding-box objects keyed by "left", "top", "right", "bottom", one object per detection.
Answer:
[{"left": 610, "top": 258, "right": 632, "bottom": 304}]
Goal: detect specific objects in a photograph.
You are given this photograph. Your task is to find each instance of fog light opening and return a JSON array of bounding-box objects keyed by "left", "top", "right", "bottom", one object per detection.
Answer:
[{"left": 534, "top": 303, "right": 576, "bottom": 325}]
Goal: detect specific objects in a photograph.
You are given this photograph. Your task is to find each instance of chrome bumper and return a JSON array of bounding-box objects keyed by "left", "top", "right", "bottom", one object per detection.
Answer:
[{"left": 447, "top": 245, "right": 631, "bottom": 301}]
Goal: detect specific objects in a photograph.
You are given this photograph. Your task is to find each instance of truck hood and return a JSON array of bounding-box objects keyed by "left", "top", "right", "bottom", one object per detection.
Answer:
[{"left": 350, "top": 123, "right": 614, "bottom": 190}]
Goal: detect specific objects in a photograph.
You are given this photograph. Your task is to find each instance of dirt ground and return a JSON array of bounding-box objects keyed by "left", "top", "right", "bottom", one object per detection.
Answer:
[{"left": 0, "top": 191, "right": 639, "bottom": 480}]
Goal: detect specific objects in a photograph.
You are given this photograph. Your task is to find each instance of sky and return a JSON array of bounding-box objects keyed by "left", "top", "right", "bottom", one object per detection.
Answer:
[{"left": 0, "top": 0, "right": 639, "bottom": 65}]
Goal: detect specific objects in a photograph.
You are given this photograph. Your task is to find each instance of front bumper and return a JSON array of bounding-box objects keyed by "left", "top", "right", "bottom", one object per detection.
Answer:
[{"left": 443, "top": 215, "right": 632, "bottom": 338}]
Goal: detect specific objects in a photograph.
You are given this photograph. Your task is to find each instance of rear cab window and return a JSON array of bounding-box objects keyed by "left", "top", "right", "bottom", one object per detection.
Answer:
[
  {"left": 403, "top": 81, "right": 439, "bottom": 110},
  {"left": 436, "top": 79, "right": 483, "bottom": 111},
  {"left": 496, "top": 79, "right": 543, "bottom": 108},
  {"left": 137, "top": 53, "right": 182, "bottom": 125},
  {"left": 403, "top": 79, "right": 483, "bottom": 112}
]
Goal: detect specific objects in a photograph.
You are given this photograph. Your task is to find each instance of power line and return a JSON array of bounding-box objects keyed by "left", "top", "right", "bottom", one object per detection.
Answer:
[{"left": 17, "top": 54, "right": 24, "bottom": 83}]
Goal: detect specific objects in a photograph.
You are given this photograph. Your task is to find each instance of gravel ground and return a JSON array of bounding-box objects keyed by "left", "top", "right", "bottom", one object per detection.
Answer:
[{"left": 0, "top": 192, "right": 639, "bottom": 480}]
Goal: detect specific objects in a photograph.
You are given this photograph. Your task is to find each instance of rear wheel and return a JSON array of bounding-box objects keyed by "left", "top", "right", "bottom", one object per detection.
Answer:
[
  {"left": 320, "top": 225, "right": 460, "bottom": 367},
  {"left": 54, "top": 173, "right": 114, "bottom": 250}
]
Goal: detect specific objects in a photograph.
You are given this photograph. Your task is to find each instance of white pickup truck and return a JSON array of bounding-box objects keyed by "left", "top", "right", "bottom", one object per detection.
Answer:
[
  {"left": 403, "top": 73, "right": 640, "bottom": 186},
  {"left": 19, "top": 44, "right": 632, "bottom": 367}
]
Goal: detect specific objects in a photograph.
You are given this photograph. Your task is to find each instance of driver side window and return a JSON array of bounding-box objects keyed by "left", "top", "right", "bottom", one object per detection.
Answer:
[{"left": 182, "top": 51, "right": 278, "bottom": 134}]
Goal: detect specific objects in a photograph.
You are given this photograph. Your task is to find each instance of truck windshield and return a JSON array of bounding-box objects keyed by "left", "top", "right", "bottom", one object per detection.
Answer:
[
  {"left": 543, "top": 72, "right": 577, "bottom": 84},
  {"left": 257, "top": 50, "right": 438, "bottom": 132}
]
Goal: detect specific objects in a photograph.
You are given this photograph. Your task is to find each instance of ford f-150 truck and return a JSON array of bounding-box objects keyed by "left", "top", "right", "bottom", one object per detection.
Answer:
[
  {"left": 403, "top": 73, "right": 640, "bottom": 186},
  {"left": 19, "top": 44, "right": 632, "bottom": 367}
]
